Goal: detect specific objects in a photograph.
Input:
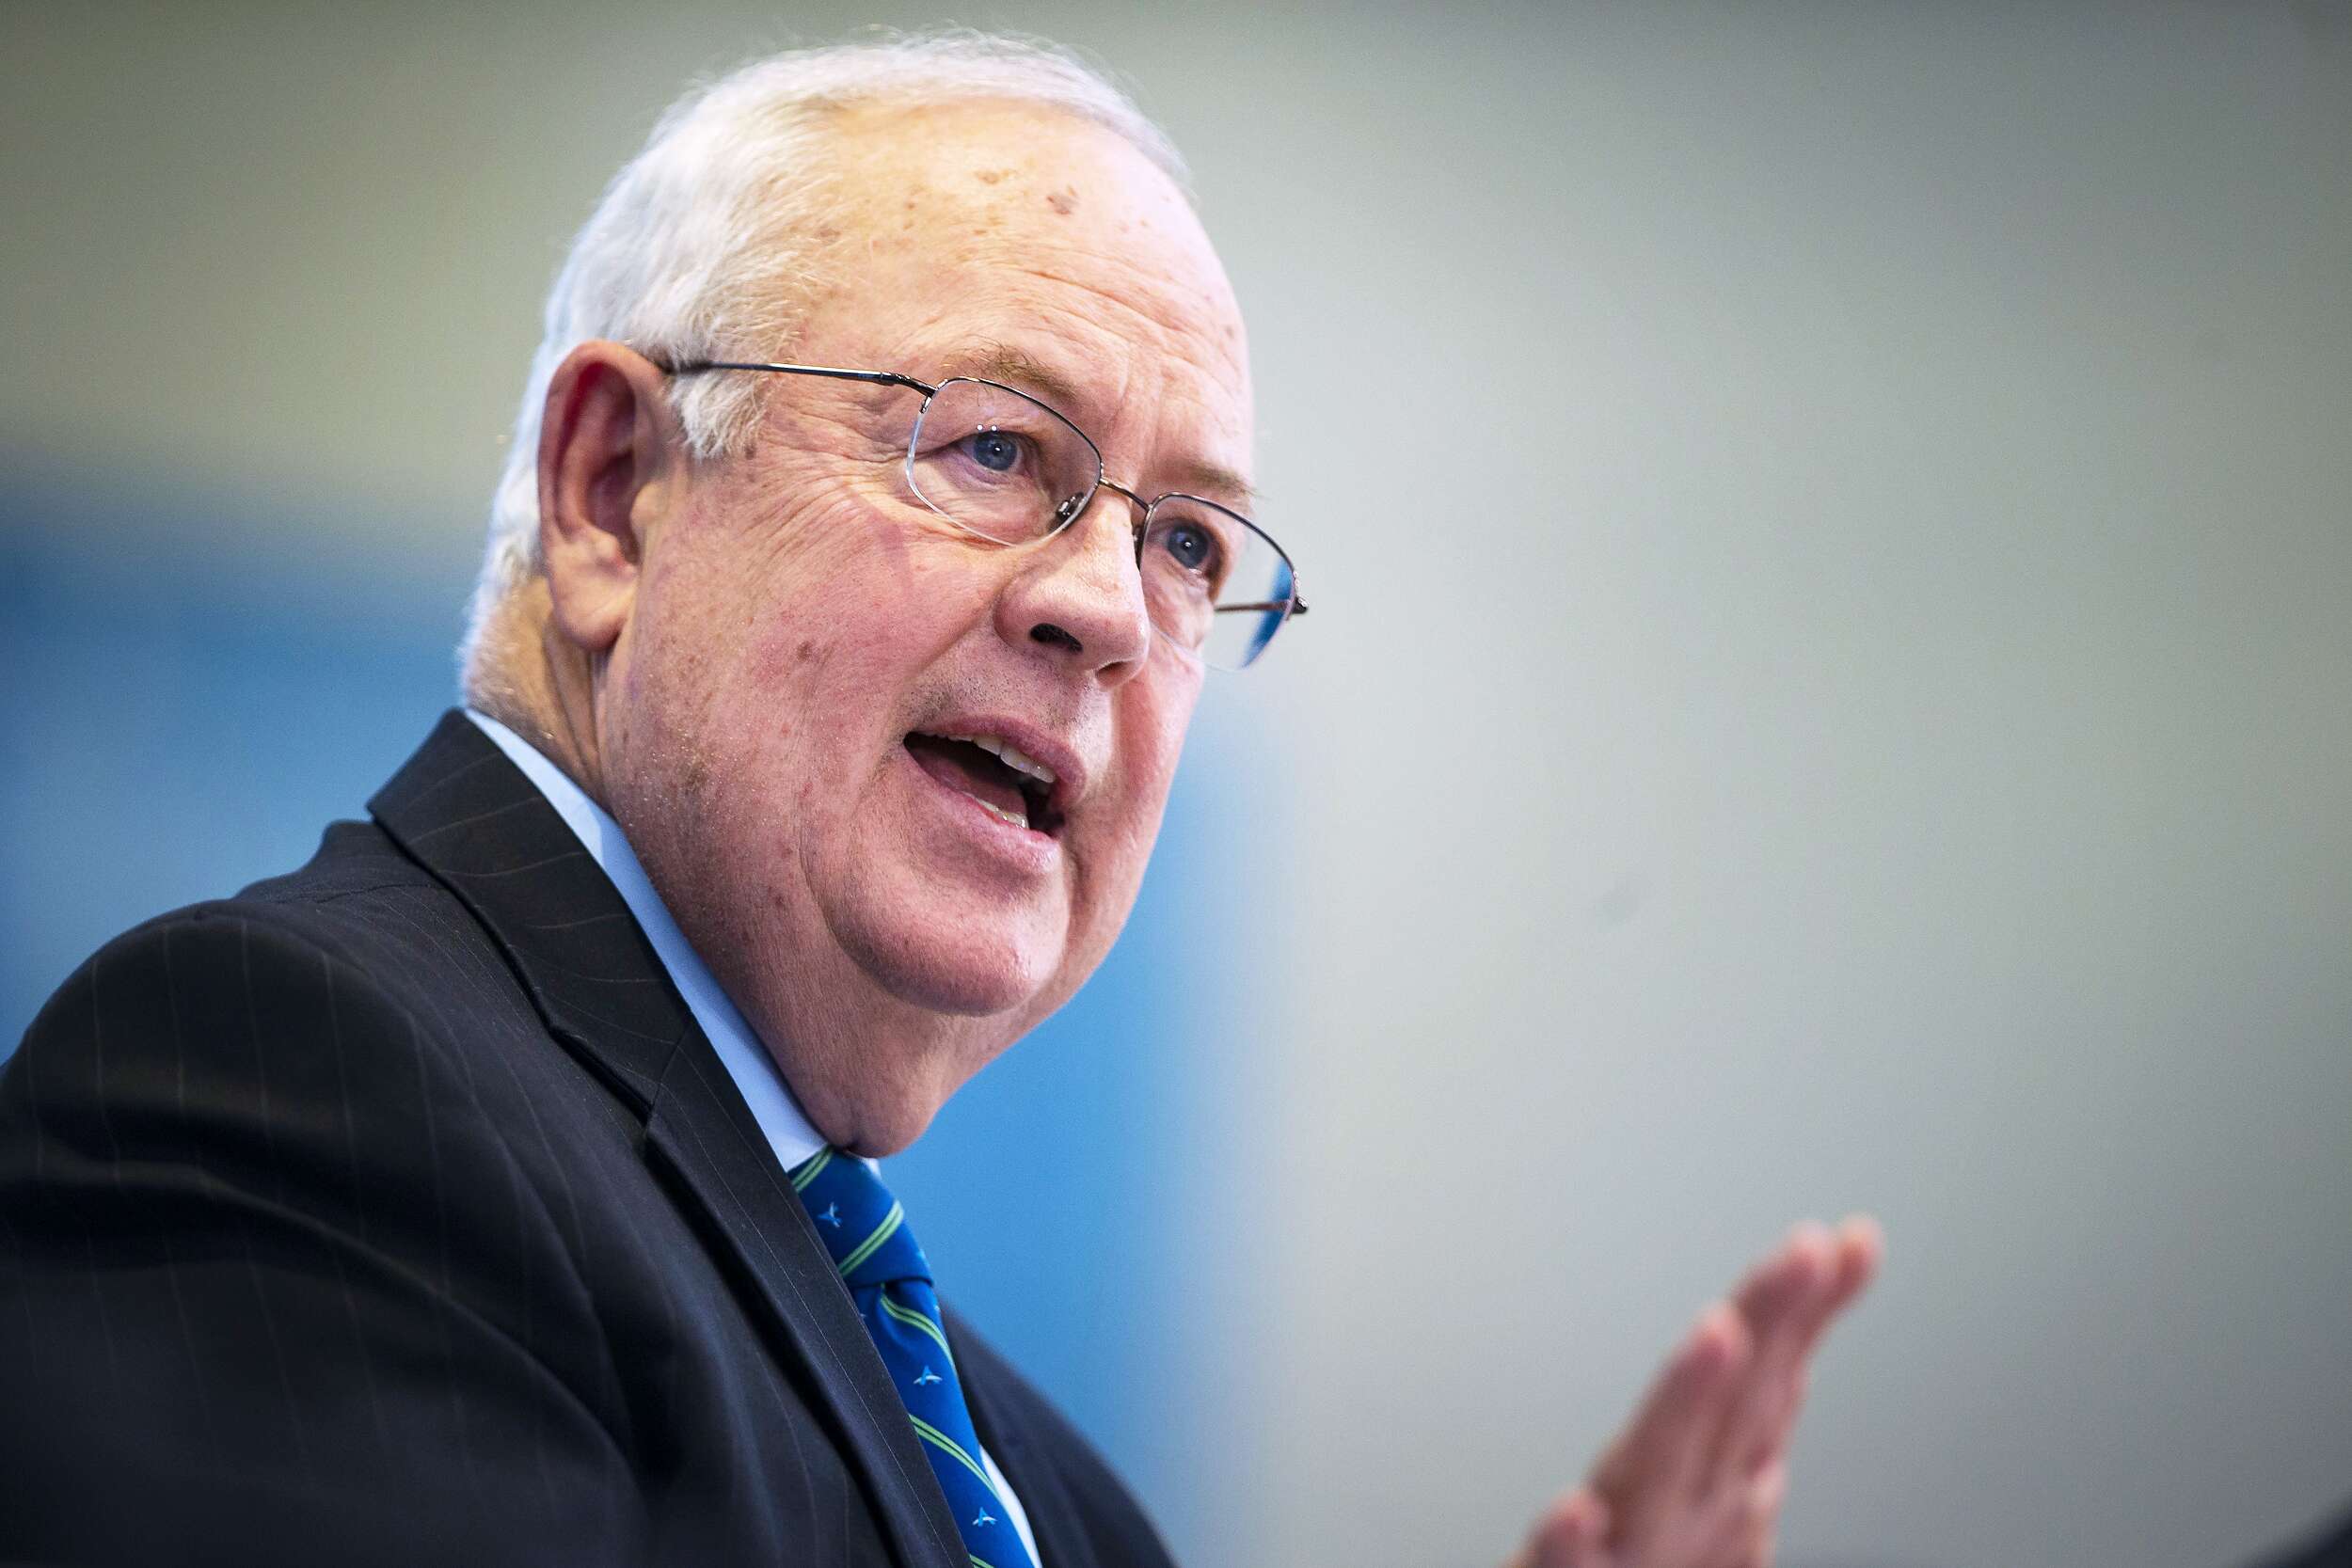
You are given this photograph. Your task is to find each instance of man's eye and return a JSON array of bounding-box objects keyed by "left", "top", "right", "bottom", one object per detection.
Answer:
[
  {"left": 1158, "top": 523, "right": 1220, "bottom": 577},
  {"left": 961, "top": 429, "right": 1024, "bottom": 473}
]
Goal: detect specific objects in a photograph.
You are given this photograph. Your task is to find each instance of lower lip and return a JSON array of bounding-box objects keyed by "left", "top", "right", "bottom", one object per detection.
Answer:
[{"left": 899, "top": 744, "right": 1062, "bottom": 874}]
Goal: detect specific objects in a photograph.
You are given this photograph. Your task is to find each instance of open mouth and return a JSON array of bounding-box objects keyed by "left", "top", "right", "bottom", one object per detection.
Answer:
[{"left": 904, "top": 732, "right": 1066, "bottom": 836}]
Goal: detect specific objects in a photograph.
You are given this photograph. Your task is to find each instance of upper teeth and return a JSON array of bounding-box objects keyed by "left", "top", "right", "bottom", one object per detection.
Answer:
[{"left": 948, "top": 733, "right": 1057, "bottom": 787}]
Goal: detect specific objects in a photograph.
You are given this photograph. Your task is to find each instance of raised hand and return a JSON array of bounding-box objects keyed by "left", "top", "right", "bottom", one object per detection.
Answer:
[{"left": 1510, "top": 1216, "right": 1883, "bottom": 1568}]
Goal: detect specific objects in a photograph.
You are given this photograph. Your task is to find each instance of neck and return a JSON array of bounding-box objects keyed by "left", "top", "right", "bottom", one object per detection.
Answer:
[{"left": 465, "top": 578, "right": 608, "bottom": 807}]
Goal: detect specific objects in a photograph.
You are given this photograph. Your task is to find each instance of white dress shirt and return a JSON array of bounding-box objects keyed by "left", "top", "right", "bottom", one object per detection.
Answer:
[{"left": 465, "top": 711, "right": 1040, "bottom": 1563}]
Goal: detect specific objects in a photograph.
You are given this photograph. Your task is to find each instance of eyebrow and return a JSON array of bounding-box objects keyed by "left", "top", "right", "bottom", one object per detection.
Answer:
[
  {"left": 1163, "top": 457, "right": 1259, "bottom": 511},
  {"left": 933, "top": 342, "right": 1261, "bottom": 512},
  {"left": 935, "top": 344, "right": 1089, "bottom": 411}
]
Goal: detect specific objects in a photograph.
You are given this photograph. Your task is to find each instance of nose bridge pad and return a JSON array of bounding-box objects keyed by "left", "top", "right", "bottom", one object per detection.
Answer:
[
  {"left": 1053, "top": 482, "right": 1146, "bottom": 571},
  {"left": 1090, "top": 479, "right": 1151, "bottom": 565},
  {"left": 1027, "top": 481, "right": 1152, "bottom": 661}
]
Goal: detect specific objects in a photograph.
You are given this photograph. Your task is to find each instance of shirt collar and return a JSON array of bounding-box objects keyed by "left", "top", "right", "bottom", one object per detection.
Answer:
[{"left": 464, "top": 709, "right": 830, "bottom": 1173}]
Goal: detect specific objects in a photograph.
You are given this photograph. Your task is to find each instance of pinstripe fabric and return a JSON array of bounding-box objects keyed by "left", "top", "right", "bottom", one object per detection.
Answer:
[{"left": 0, "top": 712, "right": 1175, "bottom": 1568}]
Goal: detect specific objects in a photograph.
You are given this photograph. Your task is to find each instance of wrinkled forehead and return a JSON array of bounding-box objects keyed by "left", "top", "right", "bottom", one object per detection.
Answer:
[{"left": 802, "top": 100, "right": 1254, "bottom": 439}]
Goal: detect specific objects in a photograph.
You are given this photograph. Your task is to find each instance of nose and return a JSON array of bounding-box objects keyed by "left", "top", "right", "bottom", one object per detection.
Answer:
[{"left": 994, "top": 485, "right": 1154, "bottom": 687}]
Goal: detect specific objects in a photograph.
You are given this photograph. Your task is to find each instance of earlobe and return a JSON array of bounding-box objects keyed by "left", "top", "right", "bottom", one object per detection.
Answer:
[{"left": 536, "top": 341, "right": 676, "bottom": 657}]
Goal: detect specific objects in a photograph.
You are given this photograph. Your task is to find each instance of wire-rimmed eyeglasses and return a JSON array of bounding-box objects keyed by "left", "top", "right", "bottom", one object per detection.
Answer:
[{"left": 660, "top": 358, "right": 1307, "bottom": 672}]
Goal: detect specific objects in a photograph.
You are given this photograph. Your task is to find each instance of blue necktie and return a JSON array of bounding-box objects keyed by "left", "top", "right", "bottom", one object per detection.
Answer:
[{"left": 789, "top": 1148, "right": 1037, "bottom": 1568}]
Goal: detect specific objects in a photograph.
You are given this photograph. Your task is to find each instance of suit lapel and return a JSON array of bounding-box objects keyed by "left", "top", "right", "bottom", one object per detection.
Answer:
[
  {"left": 369, "top": 710, "right": 679, "bottom": 1105},
  {"left": 371, "top": 711, "right": 966, "bottom": 1568}
]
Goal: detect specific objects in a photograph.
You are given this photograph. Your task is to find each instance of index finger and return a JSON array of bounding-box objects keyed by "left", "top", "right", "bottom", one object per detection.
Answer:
[
  {"left": 1728, "top": 1221, "right": 1838, "bottom": 1349},
  {"left": 1708, "top": 1213, "right": 1883, "bottom": 1482},
  {"left": 1798, "top": 1214, "right": 1883, "bottom": 1355}
]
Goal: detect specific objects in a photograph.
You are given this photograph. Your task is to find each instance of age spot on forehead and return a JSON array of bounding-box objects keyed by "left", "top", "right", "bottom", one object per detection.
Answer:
[
  {"left": 1045, "top": 186, "right": 1077, "bottom": 216},
  {"left": 973, "top": 167, "right": 1014, "bottom": 185}
]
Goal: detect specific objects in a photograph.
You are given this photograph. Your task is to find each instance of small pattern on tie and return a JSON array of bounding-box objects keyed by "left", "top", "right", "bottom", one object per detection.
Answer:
[{"left": 790, "top": 1147, "right": 1038, "bottom": 1568}]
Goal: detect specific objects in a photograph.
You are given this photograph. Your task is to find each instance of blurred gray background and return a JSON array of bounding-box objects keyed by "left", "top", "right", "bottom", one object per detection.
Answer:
[{"left": 5, "top": 5, "right": 2348, "bottom": 1567}]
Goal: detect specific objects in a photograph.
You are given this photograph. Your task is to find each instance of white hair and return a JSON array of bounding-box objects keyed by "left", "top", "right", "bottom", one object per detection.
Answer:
[{"left": 459, "top": 30, "right": 1187, "bottom": 678}]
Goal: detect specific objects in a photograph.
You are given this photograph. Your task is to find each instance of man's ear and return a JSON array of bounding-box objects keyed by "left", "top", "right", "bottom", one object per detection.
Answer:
[{"left": 536, "top": 341, "right": 680, "bottom": 657}]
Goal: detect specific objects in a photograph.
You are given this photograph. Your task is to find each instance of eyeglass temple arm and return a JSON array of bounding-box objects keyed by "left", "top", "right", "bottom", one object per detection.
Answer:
[{"left": 659, "top": 359, "right": 940, "bottom": 396}]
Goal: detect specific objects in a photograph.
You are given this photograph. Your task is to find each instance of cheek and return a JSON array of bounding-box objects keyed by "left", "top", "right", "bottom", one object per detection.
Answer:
[
  {"left": 722, "top": 553, "right": 990, "bottom": 825},
  {"left": 1075, "top": 675, "right": 1200, "bottom": 912},
  {"left": 1125, "top": 657, "right": 1204, "bottom": 796}
]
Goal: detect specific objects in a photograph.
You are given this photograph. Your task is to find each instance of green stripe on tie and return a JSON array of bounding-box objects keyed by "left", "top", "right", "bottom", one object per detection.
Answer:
[
  {"left": 836, "top": 1200, "right": 904, "bottom": 1277},
  {"left": 970, "top": 1557, "right": 995, "bottom": 1568},
  {"left": 790, "top": 1148, "right": 833, "bottom": 1192},
  {"left": 881, "top": 1293, "right": 955, "bottom": 1361},
  {"left": 908, "top": 1413, "right": 995, "bottom": 1493}
]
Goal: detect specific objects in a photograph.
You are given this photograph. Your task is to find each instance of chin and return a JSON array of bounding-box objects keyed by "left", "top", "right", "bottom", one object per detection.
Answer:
[{"left": 836, "top": 1089, "right": 952, "bottom": 1161}]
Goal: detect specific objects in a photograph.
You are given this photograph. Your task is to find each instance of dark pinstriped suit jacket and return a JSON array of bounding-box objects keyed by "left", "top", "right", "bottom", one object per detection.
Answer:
[{"left": 0, "top": 712, "right": 1176, "bottom": 1568}]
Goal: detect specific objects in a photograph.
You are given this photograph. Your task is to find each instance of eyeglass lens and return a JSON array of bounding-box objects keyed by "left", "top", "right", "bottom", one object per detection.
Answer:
[{"left": 906, "top": 377, "right": 1296, "bottom": 670}]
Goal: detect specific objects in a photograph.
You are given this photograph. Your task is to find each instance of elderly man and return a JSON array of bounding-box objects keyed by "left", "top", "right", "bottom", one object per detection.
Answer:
[{"left": 0, "top": 34, "right": 1874, "bottom": 1568}]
